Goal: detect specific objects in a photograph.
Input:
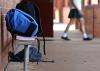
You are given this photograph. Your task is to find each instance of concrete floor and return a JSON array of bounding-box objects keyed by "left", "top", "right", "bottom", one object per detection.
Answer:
[{"left": 6, "top": 30, "right": 100, "bottom": 71}]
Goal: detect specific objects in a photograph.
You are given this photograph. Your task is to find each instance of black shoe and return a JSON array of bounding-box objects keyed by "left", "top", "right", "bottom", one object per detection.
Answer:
[
  {"left": 61, "top": 36, "right": 70, "bottom": 40},
  {"left": 83, "top": 37, "right": 92, "bottom": 41}
]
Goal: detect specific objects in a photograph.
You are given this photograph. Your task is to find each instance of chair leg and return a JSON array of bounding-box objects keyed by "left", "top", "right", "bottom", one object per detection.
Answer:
[
  {"left": 43, "top": 36, "right": 46, "bottom": 55},
  {"left": 37, "top": 37, "right": 46, "bottom": 55},
  {"left": 37, "top": 38, "right": 40, "bottom": 53},
  {"left": 24, "top": 45, "right": 29, "bottom": 71},
  {"left": 12, "top": 34, "right": 15, "bottom": 53}
]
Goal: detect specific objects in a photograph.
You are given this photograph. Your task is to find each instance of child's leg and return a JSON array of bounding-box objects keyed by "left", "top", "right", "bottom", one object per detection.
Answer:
[
  {"left": 62, "top": 18, "right": 76, "bottom": 38},
  {"left": 64, "top": 18, "right": 76, "bottom": 33},
  {"left": 78, "top": 18, "right": 87, "bottom": 37},
  {"left": 79, "top": 18, "right": 92, "bottom": 40}
]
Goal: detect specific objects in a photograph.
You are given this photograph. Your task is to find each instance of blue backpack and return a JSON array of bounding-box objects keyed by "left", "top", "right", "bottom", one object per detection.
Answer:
[{"left": 5, "top": 9, "right": 38, "bottom": 37}]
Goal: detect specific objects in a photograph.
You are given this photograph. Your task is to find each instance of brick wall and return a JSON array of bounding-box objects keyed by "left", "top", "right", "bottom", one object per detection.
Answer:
[
  {"left": 0, "top": 6, "right": 1, "bottom": 71},
  {"left": 84, "top": 5, "right": 100, "bottom": 38},
  {"left": 93, "top": 5, "right": 100, "bottom": 37},
  {"left": 0, "top": 0, "right": 20, "bottom": 70},
  {"left": 54, "top": 0, "right": 70, "bottom": 23},
  {"left": 84, "top": 6, "right": 94, "bottom": 35}
]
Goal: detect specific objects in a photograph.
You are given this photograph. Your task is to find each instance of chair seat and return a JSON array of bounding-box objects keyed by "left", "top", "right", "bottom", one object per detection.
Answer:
[
  {"left": 16, "top": 36, "right": 37, "bottom": 45},
  {"left": 16, "top": 36, "right": 36, "bottom": 40}
]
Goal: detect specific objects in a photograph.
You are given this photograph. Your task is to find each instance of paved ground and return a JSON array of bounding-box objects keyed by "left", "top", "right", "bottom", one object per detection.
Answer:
[{"left": 6, "top": 30, "right": 100, "bottom": 71}]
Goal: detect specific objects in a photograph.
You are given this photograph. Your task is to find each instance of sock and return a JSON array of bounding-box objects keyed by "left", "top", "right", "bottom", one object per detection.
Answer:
[
  {"left": 62, "top": 32, "right": 68, "bottom": 37},
  {"left": 83, "top": 33, "right": 88, "bottom": 38}
]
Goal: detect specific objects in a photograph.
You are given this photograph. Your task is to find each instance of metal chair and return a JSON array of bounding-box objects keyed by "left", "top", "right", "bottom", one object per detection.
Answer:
[{"left": 10, "top": 4, "right": 46, "bottom": 71}]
